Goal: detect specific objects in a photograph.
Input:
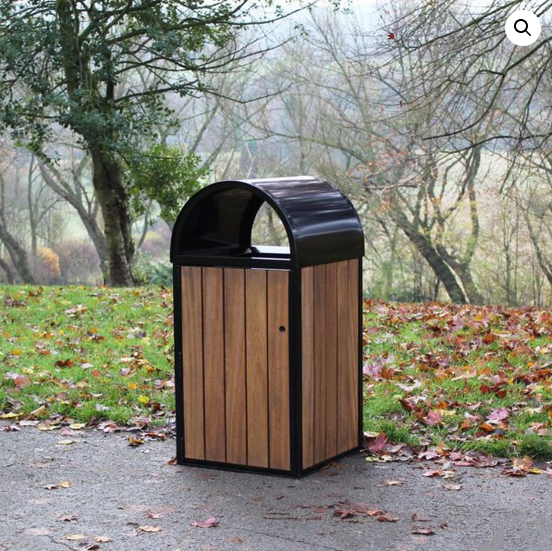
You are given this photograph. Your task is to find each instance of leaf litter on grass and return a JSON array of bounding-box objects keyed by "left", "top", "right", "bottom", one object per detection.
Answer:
[{"left": 362, "top": 300, "right": 552, "bottom": 468}]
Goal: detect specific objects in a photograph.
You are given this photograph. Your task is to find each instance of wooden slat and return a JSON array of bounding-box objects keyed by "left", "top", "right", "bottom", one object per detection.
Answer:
[
  {"left": 313, "top": 264, "right": 327, "bottom": 464},
  {"left": 181, "top": 266, "right": 205, "bottom": 460},
  {"left": 301, "top": 267, "right": 315, "bottom": 469},
  {"left": 245, "top": 269, "right": 269, "bottom": 467},
  {"left": 267, "top": 270, "right": 290, "bottom": 471},
  {"left": 202, "top": 268, "right": 226, "bottom": 462},
  {"left": 224, "top": 269, "right": 247, "bottom": 465},
  {"left": 325, "top": 262, "right": 338, "bottom": 459},
  {"left": 336, "top": 260, "right": 351, "bottom": 454},
  {"left": 347, "top": 259, "right": 360, "bottom": 449}
]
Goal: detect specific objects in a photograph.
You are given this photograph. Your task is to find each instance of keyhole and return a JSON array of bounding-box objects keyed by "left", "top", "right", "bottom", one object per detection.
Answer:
[{"left": 279, "top": 326, "right": 286, "bottom": 334}]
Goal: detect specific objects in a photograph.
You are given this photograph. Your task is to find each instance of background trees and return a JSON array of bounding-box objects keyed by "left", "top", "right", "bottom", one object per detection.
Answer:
[
  {"left": 0, "top": 0, "right": 308, "bottom": 284},
  {"left": 0, "top": 1, "right": 551, "bottom": 306}
]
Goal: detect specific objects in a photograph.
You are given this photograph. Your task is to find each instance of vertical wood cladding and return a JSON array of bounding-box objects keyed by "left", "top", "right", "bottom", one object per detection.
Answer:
[
  {"left": 181, "top": 267, "right": 290, "bottom": 471},
  {"left": 301, "top": 259, "right": 360, "bottom": 469},
  {"left": 181, "top": 259, "right": 360, "bottom": 474}
]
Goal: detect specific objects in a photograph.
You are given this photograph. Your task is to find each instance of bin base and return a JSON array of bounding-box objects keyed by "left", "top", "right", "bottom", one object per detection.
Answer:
[{"left": 177, "top": 446, "right": 361, "bottom": 478}]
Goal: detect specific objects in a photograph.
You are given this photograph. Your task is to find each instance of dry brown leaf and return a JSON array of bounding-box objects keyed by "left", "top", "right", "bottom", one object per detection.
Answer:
[
  {"left": 128, "top": 436, "right": 145, "bottom": 447},
  {"left": 57, "top": 514, "right": 78, "bottom": 522},
  {"left": 412, "top": 528, "right": 435, "bottom": 535},
  {"left": 138, "top": 525, "right": 162, "bottom": 533},
  {"left": 191, "top": 517, "right": 219, "bottom": 528},
  {"left": 384, "top": 479, "right": 405, "bottom": 486},
  {"left": 66, "top": 534, "right": 87, "bottom": 541},
  {"left": 376, "top": 513, "right": 399, "bottom": 522}
]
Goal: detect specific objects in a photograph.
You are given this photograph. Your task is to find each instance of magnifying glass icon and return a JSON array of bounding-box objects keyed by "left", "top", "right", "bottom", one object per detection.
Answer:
[
  {"left": 506, "top": 10, "right": 540, "bottom": 46},
  {"left": 514, "top": 18, "right": 531, "bottom": 36}
]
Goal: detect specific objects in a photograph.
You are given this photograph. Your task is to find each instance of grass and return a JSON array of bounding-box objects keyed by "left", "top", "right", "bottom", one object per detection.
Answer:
[
  {"left": 362, "top": 300, "right": 552, "bottom": 459},
  {"left": 1, "top": 285, "right": 552, "bottom": 459},
  {"left": 0, "top": 285, "right": 174, "bottom": 426}
]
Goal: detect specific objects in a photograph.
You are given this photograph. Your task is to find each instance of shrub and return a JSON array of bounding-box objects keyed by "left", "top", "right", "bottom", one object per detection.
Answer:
[{"left": 132, "top": 251, "right": 172, "bottom": 286}]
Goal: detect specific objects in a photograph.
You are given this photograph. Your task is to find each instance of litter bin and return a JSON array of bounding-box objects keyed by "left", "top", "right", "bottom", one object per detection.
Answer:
[{"left": 171, "top": 176, "right": 364, "bottom": 476}]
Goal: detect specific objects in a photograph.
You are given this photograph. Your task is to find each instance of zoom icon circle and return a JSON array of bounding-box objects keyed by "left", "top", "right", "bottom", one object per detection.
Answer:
[{"left": 505, "top": 10, "right": 541, "bottom": 46}]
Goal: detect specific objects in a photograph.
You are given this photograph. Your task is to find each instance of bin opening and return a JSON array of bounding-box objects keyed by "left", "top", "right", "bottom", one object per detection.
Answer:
[
  {"left": 170, "top": 177, "right": 365, "bottom": 268},
  {"left": 171, "top": 184, "right": 293, "bottom": 263},
  {"left": 251, "top": 202, "right": 289, "bottom": 250}
]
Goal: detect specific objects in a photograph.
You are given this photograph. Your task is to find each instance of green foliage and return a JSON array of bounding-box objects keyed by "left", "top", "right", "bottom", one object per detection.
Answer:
[
  {"left": 132, "top": 251, "right": 172, "bottom": 286},
  {"left": 515, "top": 434, "right": 552, "bottom": 461},
  {"left": 0, "top": 0, "right": 312, "bottom": 156},
  {"left": 126, "top": 144, "right": 206, "bottom": 225}
]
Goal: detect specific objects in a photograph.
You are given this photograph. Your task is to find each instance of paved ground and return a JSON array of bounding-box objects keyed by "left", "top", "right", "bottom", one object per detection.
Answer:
[{"left": 1, "top": 426, "right": 551, "bottom": 551}]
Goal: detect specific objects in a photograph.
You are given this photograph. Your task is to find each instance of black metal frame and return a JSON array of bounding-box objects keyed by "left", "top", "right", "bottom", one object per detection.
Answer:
[{"left": 173, "top": 264, "right": 185, "bottom": 464}]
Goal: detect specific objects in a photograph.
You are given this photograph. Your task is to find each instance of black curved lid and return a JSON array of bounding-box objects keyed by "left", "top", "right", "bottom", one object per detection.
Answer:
[{"left": 170, "top": 176, "right": 364, "bottom": 268}]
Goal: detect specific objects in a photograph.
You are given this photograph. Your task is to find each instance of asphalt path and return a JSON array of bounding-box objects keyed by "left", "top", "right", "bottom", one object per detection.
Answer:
[{"left": 1, "top": 425, "right": 551, "bottom": 551}]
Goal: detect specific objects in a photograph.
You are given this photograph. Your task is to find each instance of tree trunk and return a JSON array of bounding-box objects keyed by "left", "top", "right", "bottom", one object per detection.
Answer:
[
  {"left": 91, "top": 149, "right": 135, "bottom": 286},
  {"left": 392, "top": 210, "right": 467, "bottom": 304},
  {"left": 0, "top": 224, "right": 35, "bottom": 284},
  {"left": 524, "top": 209, "right": 552, "bottom": 289},
  {"left": 0, "top": 256, "right": 14, "bottom": 284},
  {"left": 38, "top": 162, "right": 110, "bottom": 282},
  {"left": 436, "top": 245, "right": 484, "bottom": 305}
]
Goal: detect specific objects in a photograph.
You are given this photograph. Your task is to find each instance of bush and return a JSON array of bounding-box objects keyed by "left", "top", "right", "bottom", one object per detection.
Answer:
[
  {"left": 35, "top": 247, "right": 61, "bottom": 284},
  {"left": 132, "top": 251, "right": 172, "bottom": 286}
]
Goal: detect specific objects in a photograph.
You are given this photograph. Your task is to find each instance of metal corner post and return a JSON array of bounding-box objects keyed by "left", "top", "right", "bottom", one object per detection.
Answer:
[
  {"left": 289, "top": 267, "right": 303, "bottom": 476},
  {"left": 357, "top": 258, "right": 364, "bottom": 448},
  {"left": 173, "top": 264, "right": 185, "bottom": 464}
]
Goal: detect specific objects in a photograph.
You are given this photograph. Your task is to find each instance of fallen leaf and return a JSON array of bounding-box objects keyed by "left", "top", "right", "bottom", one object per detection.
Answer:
[
  {"left": 424, "top": 410, "right": 443, "bottom": 426},
  {"left": 366, "top": 432, "right": 388, "bottom": 453},
  {"left": 147, "top": 511, "right": 163, "bottom": 519},
  {"left": 58, "top": 439, "right": 76, "bottom": 446},
  {"left": 333, "top": 509, "right": 355, "bottom": 519},
  {"left": 412, "top": 528, "right": 435, "bottom": 535},
  {"left": 376, "top": 513, "right": 399, "bottom": 522},
  {"left": 364, "top": 509, "right": 384, "bottom": 517},
  {"left": 128, "top": 436, "right": 145, "bottom": 447},
  {"left": 94, "top": 536, "right": 111, "bottom": 543},
  {"left": 487, "top": 408, "right": 510, "bottom": 422},
  {"left": 138, "top": 525, "right": 163, "bottom": 533},
  {"left": 384, "top": 479, "right": 405, "bottom": 486},
  {"left": 38, "top": 423, "right": 57, "bottom": 431},
  {"left": 69, "top": 423, "right": 86, "bottom": 430},
  {"left": 58, "top": 514, "right": 78, "bottom": 522},
  {"left": 60, "top": 480, "right": 72, "bottom": 488},
  {"left": 443, "top": 484, "right": 462, "bottom": 491},
  {"left": 191, "top": 517, "right": 219, "bottom": 528},
  {"left": 422, "top": 470, "right": 442, "bottom": 478},
  {"left": 66, "top": 534, "right": 87, "bottom": 541},
  {"left": 0, "top": 412, "right": 21, "bottom": 419}
]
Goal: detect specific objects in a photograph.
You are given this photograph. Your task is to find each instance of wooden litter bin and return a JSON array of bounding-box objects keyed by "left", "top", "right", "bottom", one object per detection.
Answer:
[{"left": 171, "top": 176, "right": 364, "bottom": 476}]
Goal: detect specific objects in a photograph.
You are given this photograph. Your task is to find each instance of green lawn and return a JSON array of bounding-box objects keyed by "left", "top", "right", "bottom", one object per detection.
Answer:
[
  {"left": 1, "top": 286, "right": 551, "bottom": 459},
  {"left": 0, "top": 285, "right": 174, "bottom": 426},
  {"left": 363, "top": 300, "right": 552, "bottom": 459}
]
